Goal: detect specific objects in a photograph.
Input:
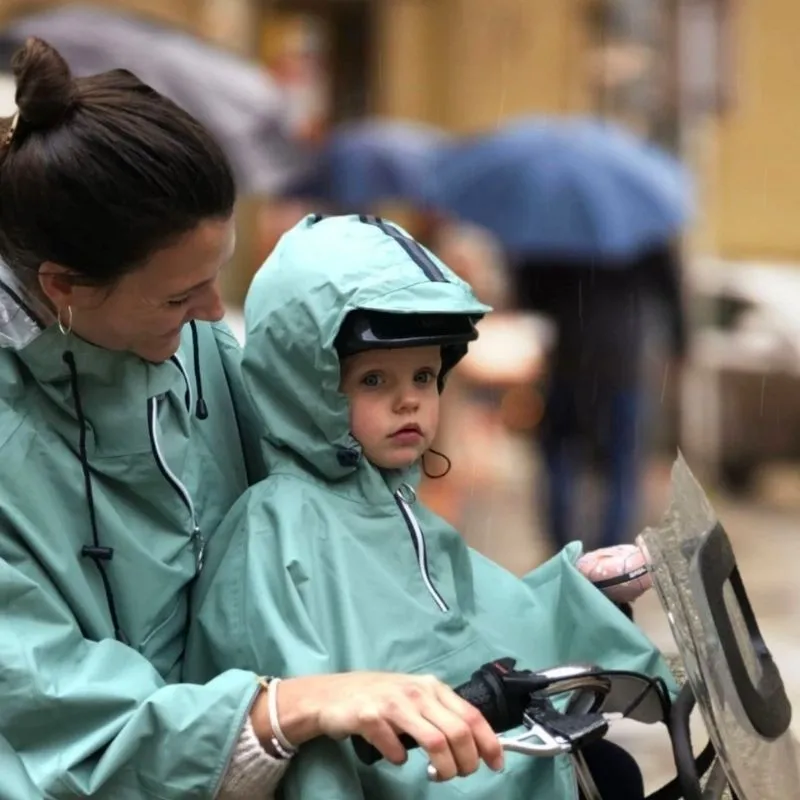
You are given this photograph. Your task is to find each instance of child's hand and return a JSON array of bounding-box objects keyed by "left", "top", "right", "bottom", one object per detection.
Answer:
[{"left": 576, "top": 544, "right": 652, "bottom": 604}]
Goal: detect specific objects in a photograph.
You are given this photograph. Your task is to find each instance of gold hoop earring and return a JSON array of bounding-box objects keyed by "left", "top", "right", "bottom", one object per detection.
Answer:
[{"left": 58, "top": 305, "right": 73, "bottom": 336}]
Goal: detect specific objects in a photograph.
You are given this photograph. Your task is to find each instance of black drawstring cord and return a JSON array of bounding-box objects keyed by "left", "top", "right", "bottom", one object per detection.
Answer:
[
  {"left": 63, "top": 351, "right": 128, "bottom": 644},
  {"left": 190, "top": 321, "right": 208, "bottom": 420}
]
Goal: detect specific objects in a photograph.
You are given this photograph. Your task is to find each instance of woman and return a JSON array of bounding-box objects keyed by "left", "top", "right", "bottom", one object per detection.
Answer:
[{"left": 0, "top": 39, "right": 501, "bottom": 798}]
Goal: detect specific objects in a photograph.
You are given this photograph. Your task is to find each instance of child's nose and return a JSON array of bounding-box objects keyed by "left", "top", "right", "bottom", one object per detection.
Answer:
[{"left": 395, "top": 385, "right": 421, "bottom": 411}]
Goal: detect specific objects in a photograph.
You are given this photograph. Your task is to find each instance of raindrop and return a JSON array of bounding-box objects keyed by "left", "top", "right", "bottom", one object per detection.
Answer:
[{"left": 498, "top": 58, "right": 510, "bottom": 120}]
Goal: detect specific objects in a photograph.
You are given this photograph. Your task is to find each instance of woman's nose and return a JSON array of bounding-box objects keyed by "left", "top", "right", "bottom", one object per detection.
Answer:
[{"left": 193, "top": 282, "right": 226, "bottom": 323}]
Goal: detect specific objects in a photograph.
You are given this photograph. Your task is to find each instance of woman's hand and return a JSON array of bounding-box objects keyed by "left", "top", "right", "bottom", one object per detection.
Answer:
[{"left": 254, "top": 671, "right": 504, "bottom": 781}]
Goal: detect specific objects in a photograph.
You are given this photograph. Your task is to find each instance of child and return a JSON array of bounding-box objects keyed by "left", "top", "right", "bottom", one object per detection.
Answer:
[{"left": 185, "top": 214, "right": 668, "bottom": 799}]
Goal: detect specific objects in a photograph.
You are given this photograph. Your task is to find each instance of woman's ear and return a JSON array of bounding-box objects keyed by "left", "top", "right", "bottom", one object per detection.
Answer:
[
  {"left": 38, "top": 262, "right": 74, "bottom": 310},
  {"left": 38, "top": 262, "right": 102, "bottom": 311}
]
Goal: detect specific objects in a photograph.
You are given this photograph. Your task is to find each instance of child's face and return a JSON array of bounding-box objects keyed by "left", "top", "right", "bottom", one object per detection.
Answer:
[{"left": 339, "top": 345, "right": 441, "bottom": 470}]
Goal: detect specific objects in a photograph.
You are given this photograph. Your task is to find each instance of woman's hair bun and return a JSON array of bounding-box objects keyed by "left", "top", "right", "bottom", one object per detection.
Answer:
[{"left": 11, "top": 37, "right": 76, "bottom": 129}]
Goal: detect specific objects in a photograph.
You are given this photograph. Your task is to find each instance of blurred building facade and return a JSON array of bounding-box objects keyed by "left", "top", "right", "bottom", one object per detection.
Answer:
[
  {"left": 1, "top": 0, "right": 797, "bottom": 263},
  {"left": 258, "top": 0, "right": 800, "bottom": 265}
]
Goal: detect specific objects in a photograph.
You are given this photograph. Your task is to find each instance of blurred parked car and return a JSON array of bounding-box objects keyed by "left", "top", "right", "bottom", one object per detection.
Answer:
[{"left": 682, "top": 260, "right": 800, "bottom": 494}]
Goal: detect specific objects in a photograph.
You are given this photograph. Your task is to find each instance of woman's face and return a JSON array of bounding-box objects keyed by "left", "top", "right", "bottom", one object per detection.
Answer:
[{"left": 40, "top": 217, "right": 235, "bottom": 363}]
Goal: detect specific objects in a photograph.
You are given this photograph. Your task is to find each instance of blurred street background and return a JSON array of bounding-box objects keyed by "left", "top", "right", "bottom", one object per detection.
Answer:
[{"left": 2, "top": 0, "right": 800, "bottom": 792}]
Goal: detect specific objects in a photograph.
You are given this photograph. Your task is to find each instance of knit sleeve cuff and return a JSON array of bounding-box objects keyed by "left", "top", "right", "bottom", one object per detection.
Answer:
[{"left": 217, "top": 716, "right": 291, "bottom": 799}]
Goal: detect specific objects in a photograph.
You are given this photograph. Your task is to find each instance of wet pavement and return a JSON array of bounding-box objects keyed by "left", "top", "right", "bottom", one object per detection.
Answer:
[{"left": 454, "top": 433, "right": 800, "bottom": 794}]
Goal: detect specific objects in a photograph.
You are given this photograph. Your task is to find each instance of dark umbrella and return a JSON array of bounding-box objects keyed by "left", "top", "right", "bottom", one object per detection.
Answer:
[{"left": 0, "top": 5, "right": 310, "bottom": 196}]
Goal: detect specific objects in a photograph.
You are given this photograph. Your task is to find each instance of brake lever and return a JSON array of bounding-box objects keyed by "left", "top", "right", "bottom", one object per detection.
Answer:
[
  {"left": 425, "top": 711, "right": 623, "bottom": 782},
  {"left": 523, "top": 701, "right": 613, "bottom": 745}
]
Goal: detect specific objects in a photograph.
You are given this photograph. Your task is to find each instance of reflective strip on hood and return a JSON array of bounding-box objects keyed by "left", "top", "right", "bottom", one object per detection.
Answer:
[{"left": 358, "top": 215, "right": 447, "bottom": 282}]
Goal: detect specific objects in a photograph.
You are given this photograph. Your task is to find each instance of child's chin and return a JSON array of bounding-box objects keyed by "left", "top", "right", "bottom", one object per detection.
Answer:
[{"left": 371, "top": 452, "right": 421, "bottom": 471}]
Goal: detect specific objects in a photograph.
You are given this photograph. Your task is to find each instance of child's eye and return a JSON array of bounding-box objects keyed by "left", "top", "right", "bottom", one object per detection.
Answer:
[
  {"left": 167, "top": 296, "right": 190, "bottom": 307},
  {"left": 414, "top": 369, "right": 437, "bottom": 385},
  {"left": 361, "top": 373, "right": 382, "bottom": 387}
]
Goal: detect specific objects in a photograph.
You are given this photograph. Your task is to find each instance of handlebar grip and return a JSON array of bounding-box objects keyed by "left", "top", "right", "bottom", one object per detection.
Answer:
[
  {"left": 352, "top": 732, "right": 418, "bottom": 766},
  {"left": 455, "top": 676, "right": 499, "bottom": 723},
  {"left": 352, "top": 669, "right": 505, "bottom": 765}
]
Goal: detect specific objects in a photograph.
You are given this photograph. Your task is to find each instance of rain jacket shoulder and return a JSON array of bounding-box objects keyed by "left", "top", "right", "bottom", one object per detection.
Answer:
[
  {"left": 185, "top": 215, "right": 674, "bottom": 799},
  {"left": 0, "top": 277, "right": 267, "bottom": 798}
]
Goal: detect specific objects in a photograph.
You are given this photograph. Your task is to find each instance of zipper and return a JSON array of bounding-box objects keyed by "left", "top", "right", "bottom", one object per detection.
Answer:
[
  {"left": 147, "top": 397, "right": 205, "bottom": 573},
  {"left": 394, "top": 483, "right": 449, "bottom": 612}
]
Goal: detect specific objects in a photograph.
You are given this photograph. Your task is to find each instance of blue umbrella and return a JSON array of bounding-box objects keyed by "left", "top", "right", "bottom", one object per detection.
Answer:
[
  {"left": 425, "top": 117, "right": 693, "bottom": 261},
  {"left": 284, "top": 118, "right": 449, "bottom": 210}
]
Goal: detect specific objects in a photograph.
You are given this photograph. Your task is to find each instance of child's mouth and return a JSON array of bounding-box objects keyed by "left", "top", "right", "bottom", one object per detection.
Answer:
[{"left": 390, "top": 424, "right": 423, "bottom": 442}]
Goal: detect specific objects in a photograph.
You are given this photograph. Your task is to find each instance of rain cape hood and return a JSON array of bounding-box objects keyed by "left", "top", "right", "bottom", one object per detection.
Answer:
[{"left": 186, "top": 215, "right": 674, "bottom": 799}]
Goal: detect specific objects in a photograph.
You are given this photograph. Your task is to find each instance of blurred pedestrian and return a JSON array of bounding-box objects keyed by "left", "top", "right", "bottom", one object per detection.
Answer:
[{"left": 514, "top": 242, "right": 687, "bottom": 551}]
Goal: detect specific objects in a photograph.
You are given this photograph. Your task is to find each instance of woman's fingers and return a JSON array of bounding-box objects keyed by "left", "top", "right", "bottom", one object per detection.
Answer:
[
  {"left": 417, "top": 700, "right": 479, "bottom": 779},
  {"left": 378, "top": 683, "right": 467, "bottom": 779},
  {"left": 432, "top": 679, "right": 504, "bottom": 772},
  {"left": 304, "top": 671, "right": 504, "bottom": 779},
  {"left": 354, "top": 718, "right": 410, "bottom": 766}
]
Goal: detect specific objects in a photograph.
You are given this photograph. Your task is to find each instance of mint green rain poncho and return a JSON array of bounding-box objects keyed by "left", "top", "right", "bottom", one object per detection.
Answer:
[
  {"left": 186, "top": 214, "right": 674, "bottom": 799},
  {"left": 0, "top": 263, "right": 268, "bottom": 797}
]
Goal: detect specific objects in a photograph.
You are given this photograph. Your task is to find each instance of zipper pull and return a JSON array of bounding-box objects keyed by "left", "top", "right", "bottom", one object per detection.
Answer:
[
  {"left": 396, "top": 483, "right": 417, "bottom": 505},
  {"left": 192, "top": 528, "right": 205, "bottom": 574}
]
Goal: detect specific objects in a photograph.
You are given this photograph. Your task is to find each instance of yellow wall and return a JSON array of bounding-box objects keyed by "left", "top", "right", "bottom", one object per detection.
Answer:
[
  {"left": 707, "top": 0, "right": 800, "bottom": 261},
  {"left": 374, "top": 0, "right": 590, "bottom": 134},
  {"left": 0, "top": 0, "right": 196, "bottom": 27},
  {"left": 0, "top": 0, "right": 253, "bottom": 44}
]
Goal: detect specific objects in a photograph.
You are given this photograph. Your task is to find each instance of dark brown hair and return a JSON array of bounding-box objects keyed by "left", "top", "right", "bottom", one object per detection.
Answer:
[{"left": 0, "top": 37, "right": 236, "bottom": 286}]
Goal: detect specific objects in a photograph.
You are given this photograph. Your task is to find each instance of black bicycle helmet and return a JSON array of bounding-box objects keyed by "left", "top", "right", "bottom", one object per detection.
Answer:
[{"left": 335, "top": 310, "right": 480, "bottom": 389}]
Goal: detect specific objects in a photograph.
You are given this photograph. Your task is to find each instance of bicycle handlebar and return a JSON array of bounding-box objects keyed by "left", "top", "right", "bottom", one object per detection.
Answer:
[
  {"left": 351, "top": 660, "right": 612, "bottom": 766},
  {"left": 351, "top": 658, "right": 545, "bottom": 765}
]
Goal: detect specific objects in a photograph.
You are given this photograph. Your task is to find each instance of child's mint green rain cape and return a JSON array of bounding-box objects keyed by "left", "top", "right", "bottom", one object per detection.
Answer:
[{"left": 185, "top": 215, "right": 674, "bottom": 799}]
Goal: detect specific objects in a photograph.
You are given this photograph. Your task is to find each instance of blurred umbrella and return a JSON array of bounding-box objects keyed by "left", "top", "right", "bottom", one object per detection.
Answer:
[
  {"left": 0, "top": 5, "right": 310, "bottom": 196},
  {"left": 426, "top": 116, "right": 693, "bottom": 262},
  {"left": 283, "top": 118, "right": 449, "bottom": 210}
]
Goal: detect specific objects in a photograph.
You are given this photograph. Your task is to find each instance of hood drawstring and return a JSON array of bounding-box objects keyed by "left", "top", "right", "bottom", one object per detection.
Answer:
[
  {"left": 62, "top": 351, "right": 128, "bottom": 644},
  {"left": 190, "top": 321, "right": 208, "bottom": 420}
]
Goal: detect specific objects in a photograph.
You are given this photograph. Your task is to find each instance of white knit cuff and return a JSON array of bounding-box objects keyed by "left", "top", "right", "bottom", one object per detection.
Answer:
[{"left": 217, "top": 717, "right": 290, "bottom": 800}]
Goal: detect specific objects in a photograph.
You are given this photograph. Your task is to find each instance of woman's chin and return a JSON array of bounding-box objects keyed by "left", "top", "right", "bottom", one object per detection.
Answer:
[{"left": 135, "top": 332, "right": 183, "bottom": 363}]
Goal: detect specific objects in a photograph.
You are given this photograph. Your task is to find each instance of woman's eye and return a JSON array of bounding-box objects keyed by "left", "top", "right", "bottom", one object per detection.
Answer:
[
  {"left": 167, "top": 296, "right": 190, "bottom": 308},
  {"left": 361, "top": 373, "right": 382, "bottom": 387}
]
